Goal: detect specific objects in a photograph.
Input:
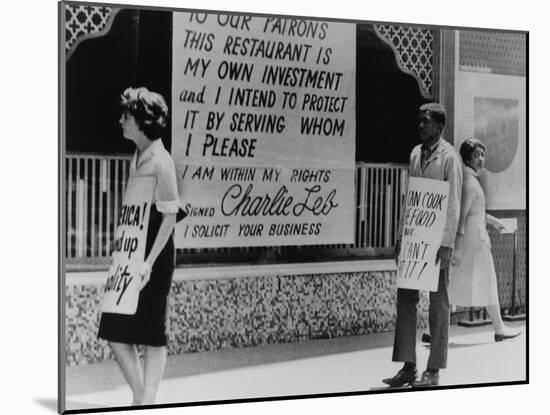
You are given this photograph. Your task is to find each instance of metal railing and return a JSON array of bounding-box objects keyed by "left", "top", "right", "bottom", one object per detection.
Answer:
[
  {"left": 355, "top": 162, "right": 408, "bottom": 249},
  {"left": 65, "top": 154, "right": 132, "bottom": 259},
  {"left": 64, "top": 153, "right": 408, "bottom": 259}
]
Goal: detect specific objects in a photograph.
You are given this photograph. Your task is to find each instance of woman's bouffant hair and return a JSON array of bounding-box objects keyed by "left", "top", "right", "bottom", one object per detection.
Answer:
[
  {"left": 120, "top": 87, "right": 169, "bottom": 140},
  {"left": 459, "top": 138, "right": 486, "bottom": 165}
]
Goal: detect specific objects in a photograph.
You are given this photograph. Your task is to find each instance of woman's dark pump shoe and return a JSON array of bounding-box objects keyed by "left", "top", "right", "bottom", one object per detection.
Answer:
[
  {"left": 382, "top": 367, "right": 417, "bottom": 387},
  {"left": 413, "top": 370, "right": 440, "bottom": 387},
  {"left": 494, "top": 331, "right": 521, "bottom": 342}
]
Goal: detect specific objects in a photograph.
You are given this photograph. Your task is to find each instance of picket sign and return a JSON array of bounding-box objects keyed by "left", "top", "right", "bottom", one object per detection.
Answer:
[
  {"left": 396, "top": 177, "right": 449, "bottom": 292},
  {"left": 101, "top": 176, "right": 155, "bottom": 315}
]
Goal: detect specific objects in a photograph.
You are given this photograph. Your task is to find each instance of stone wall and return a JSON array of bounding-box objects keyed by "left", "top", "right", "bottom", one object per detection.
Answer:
[{"left": 65, "top": 268, "right": 430, "bottom": 366}]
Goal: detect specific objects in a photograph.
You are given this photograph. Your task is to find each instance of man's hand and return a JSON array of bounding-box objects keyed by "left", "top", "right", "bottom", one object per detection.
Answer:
[
  {"left": 452, "top": 251, "right": 462, "bottom": 267},
  {"left": 436, "top": 246, "right": 453, "bottom": 270},
  {"left": 393, "top": 240, "right": 401, "bottom": 265}
]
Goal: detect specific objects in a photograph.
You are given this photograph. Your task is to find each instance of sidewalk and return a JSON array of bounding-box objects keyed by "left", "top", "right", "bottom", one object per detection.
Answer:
[{"left": 65, "top": 321, "right": 526, "bottom": 411}]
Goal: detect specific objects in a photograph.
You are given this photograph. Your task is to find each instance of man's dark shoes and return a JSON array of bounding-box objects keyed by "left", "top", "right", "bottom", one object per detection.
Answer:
[
  {"left": 382, "top": 367, "right": 417, "bottom": 387},
  {"left": 494, "top": 331, "right": 521, "bottom": 342},
  {"left": 413, "top": 370, "right": 439, "bottom": 387}
]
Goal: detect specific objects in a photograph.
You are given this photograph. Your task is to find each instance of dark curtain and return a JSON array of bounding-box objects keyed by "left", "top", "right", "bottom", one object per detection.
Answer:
[
  {"left": 66, "top": 9, "right": 172, "bottom": 154},
  {"left": 355, "top": 24, "right": 427, "bottom": 163}
]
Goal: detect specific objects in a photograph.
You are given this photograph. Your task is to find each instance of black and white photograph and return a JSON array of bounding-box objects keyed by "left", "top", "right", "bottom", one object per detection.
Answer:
[{"left": 56, "top": 0, "right": 532, "bottom": 413}]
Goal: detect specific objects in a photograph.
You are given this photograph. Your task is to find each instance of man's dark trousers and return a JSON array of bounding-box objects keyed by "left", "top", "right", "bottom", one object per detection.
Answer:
[{"left": 392, "top": 267, "right": 450, "bottom": 369}]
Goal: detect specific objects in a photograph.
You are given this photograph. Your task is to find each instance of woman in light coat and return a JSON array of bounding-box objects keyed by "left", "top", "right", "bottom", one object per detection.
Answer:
[{"left": 449, "top": 138, "right": 520, "bottom": 341}]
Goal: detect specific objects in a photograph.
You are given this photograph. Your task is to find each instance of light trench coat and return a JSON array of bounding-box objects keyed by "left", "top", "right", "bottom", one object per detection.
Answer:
[
  {"left": 399, "top": 138, "right": 463, "bottom": 249},
  {"left": 449, "top": 165, "right": 499, "bottom": 306}
]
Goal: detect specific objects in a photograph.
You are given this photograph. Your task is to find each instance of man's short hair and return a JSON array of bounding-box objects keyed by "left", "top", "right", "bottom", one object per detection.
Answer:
[{"left": 419, "top": 102, "right": 447, "bottom": 126}]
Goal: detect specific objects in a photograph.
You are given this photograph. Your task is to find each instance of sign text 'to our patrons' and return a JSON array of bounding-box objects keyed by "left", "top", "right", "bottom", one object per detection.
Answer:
[{"left": 172, "top": 12, "right": 355, "bottom": 248}]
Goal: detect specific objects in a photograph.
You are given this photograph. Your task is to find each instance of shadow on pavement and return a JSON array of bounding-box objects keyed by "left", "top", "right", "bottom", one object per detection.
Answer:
[
  {"left": 66, "top": 322, "right": 525, "bottom": 397},
  {"left": 66, "top": 331, "right": 396, "bottom": 395},
  {"left": 34, "top": 398, "right": 57, "bottom": 413},
  {"left": 164, "top": 331, "right": 397, "bottom": 379},
  {"left": 421, "top": 341, "right": 494, "bottom": 349},
  {"left": 448, "top": 341, "right": 494, "bottom": 348}
]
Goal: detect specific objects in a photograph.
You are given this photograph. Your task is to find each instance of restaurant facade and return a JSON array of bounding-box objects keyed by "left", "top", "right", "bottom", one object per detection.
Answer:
[{"left": 62, "top": 2, "right": 527, "bottom": 365}]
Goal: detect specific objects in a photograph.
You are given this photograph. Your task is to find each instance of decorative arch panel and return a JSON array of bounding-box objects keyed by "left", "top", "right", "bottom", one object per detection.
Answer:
[
  {"left": 65, "top": 4, "right": 119, "bottom": 58},
  {"left": 374, "top": 25, "right": 435, "bottom": 99}
]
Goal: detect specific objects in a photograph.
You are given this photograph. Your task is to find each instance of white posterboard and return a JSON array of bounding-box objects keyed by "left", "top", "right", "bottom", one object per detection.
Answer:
[
  {"left": 101, "top": 176, "right": 155, "bottom": 315},
  {"left": 171, "top": 12, "right": 356, "bottom": 248},
  {"left": 499, "top": 218, "right": 518, "bottom": 234},
  {"left": 397, "top": 177, "right": 449, "bottom": 292}
]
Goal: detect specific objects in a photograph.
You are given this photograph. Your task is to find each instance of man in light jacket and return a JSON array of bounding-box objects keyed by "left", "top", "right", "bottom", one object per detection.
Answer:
[{"left": 383, "top": 102, "right": 463, "bottom": 387}]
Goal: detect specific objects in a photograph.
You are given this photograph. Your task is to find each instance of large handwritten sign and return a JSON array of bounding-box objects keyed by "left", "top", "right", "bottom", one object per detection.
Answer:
[
  {"left": 397, "top": 177, "right": 449, "bottom": 292},
  {"left": 101, "top": 177, "right": 154, "bottom": 314},
  {"left": 171, "top": 12, "right": 355, "bottom": 248}
]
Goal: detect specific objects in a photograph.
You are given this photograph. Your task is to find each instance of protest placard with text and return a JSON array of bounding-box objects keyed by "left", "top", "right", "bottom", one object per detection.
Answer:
[
  {"left": 397, "top": 177, "right": 449, "bottom": 292},
  {"left": 101, "top": 176, "right": 154, "bottom": 314}
]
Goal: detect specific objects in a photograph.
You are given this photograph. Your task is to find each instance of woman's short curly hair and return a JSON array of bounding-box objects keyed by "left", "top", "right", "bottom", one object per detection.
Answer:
[
  {"left": 459, "top": 138, "right": 486, "bottom": 165},
  {"left": 120, "top": 87, "right": 169, "bottom": 140}
]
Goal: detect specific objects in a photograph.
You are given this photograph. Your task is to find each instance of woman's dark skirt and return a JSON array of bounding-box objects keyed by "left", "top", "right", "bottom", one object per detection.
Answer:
[{"left": 98, "top": 205, "right": 174, "bottom": 346}]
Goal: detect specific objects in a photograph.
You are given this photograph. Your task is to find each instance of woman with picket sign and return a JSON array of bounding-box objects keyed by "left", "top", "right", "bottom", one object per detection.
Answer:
[
  {"left": 98, "top": 87, "right": 180, "bottom": 405},
  {"left": 448, "top": 138, "right": 521, "bottom": 342}
]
